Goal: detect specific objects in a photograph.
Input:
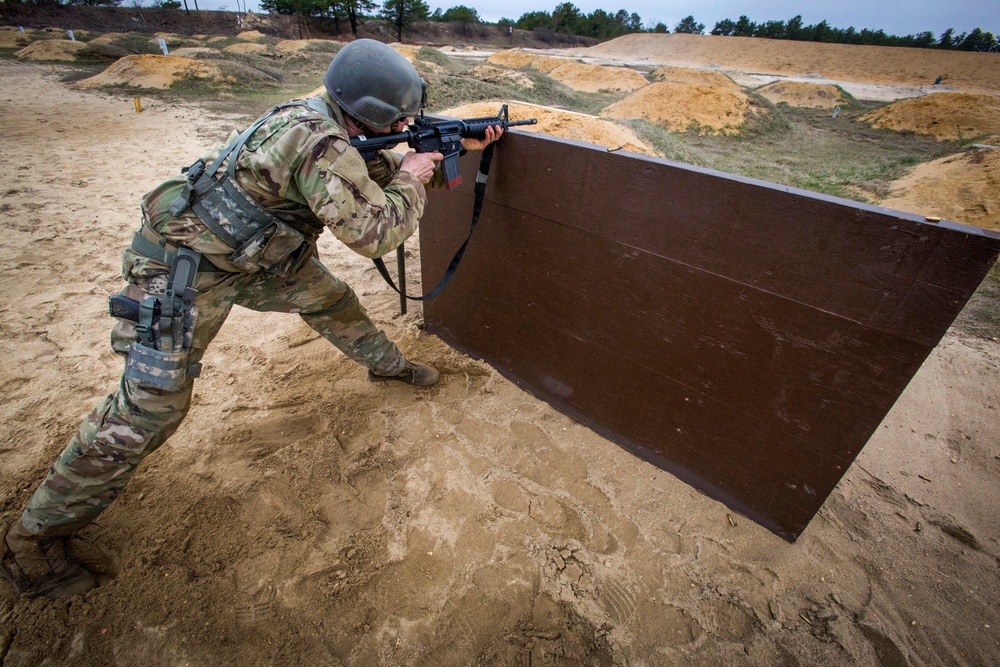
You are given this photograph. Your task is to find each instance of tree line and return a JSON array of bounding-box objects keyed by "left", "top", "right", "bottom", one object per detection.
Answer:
[
  {"left": 259, "top": 0, "right": 1000, "bottom": 53},
  {"left": 6, "top": 0, "right": 998, "bottom": 52},
  {"left": 708, "top": 15, "right": 998, "bottom": 52}
]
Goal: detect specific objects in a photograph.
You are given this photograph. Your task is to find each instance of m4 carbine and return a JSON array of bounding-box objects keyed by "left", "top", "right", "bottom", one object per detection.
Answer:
[{"left": 349, "top": 104, "right": 537, "bottom": 188}]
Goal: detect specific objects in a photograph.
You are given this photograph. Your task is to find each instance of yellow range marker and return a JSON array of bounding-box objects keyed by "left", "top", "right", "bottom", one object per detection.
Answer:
[{"left": 134, "top": 97, "right": 142, "bottom": 113}]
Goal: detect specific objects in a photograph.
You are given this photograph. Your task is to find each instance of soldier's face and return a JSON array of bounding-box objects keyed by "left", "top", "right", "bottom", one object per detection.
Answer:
[
  {"left": 364, "top": 119, "right": 409, "bottom": 134},
  {"left": 344, "top": 114, "right": 409, "bottom": 138}
]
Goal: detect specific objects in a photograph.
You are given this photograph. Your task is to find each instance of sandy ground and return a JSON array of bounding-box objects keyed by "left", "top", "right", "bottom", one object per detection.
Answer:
[
  {"left": 492, "top": 43, "right": 963, "bottom": 103},
  {"left": 546, "top": 62, "right": 648, "bottom": 94},
  {"left": 649, "top": 66, "right": 741, "bottom": 92},
  {"left": 222, "top": 42, "right": 271, "bottom": 56},
  {"left": 467, "top": 64, "right": 535, "bottom": 90},
  {"left": 274, "top": 39, "right": 342, "bottom": 56},
  {"left": 13, "top": 40, "right": 87, "bottom": 61},
  {"left": 861, "top": 93, "right": 1000, "bottom": 141},
  {"left": 486, "top": 49, "right": 565, "bottom": 73},
  {"left": 565, "top": 33, "right": 1000, "bottom": 99},
  {"left": 755, "top": 81, "right": 850, "bottom": 109},
  {"left": 75, "top": 54, "right": 224, "bottom": 90},
  {"left": 1, "top": 58, "right": 1000, "bottom": 667},
  {"left": 440, "top": 101, "right": 656, "bottom": 155},
  {"left": 600, "top": 81, "right": 755, "bottom": 135},
  {"left": 880, "top": 140, "right": 1000, "bottom": 230}
]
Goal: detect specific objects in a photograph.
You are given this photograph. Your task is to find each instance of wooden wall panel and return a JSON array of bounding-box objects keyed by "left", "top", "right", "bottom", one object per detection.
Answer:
[{"left": 418, "top": 132, "right": 1000, "bottom": 541}]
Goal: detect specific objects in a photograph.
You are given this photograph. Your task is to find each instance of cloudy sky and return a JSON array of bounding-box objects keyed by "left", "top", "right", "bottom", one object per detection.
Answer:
[{"left": 200, "top": 0, "right": 997, "bottom": 37}]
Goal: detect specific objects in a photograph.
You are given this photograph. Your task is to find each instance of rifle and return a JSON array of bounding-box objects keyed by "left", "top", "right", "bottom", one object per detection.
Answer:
[
  {"left": 350, "top": 104, "right": 537, "bottom": 314},
  {"left": 349, "top": 104, "right": 537, "bottom": 189}
]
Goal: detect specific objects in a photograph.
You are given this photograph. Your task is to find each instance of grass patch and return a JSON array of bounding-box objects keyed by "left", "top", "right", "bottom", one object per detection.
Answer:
[
  {"left": 102, "top": 32, "right": 162, "bottom": 55},
  {"left": 57, "top": 64, "right": 109, "bottom": 84},
  {"left": 301, "top": 41, "right": 341, "bottom": 55},
  {"left": 200, "top": 36, "right": 242, "bottom": 50},
  {"left": 167, "top": 61, "right": 282, "bottom": 99},
  {"left": 624, "top": 104, "right": 949, "bottom": 201},
  {"left": 74, "top": 42, "right": 131, "bottom": 64},
  {"left": 417, "top": 46, "right": 463, "bottom": 73},
  {"left": 426, "top": 75, "right": 518, "bottom": 112},
  {"left": 518, "top": 71, "right": 622, "bottom": 115},
  {"left": 183, "top": 82, "right": 318, "bottom": 120},
  {"left": 430, "top": 59, "right": 624, "bottom": 115},
  {"left": 833, "top": 85, "right": 860, "bottom": 108},
  {"left": 738, "top": 93, "right": 793, "bottom": 137}
]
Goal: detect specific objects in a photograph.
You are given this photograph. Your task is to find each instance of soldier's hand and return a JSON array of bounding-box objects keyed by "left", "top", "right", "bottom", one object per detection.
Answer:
[
  {"left": 400, "top": 151, "right": 444, "bottom": 184},
  {"left": 461, "top": 125, "right": 504, "bottom": 152}
]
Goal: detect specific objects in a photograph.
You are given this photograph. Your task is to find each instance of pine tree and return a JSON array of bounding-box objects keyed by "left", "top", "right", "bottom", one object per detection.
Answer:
[{"left": 381, "top": 0, "right": 430, "bottom": 41}]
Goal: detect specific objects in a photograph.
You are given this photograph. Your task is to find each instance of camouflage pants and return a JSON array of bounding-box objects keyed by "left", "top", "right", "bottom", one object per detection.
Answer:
[{"left": 18, "top": 254, "right": 404, "bottom": 537}]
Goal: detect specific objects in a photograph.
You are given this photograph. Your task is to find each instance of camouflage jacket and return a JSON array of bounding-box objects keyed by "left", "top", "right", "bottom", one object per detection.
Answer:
[{"left": 137, "top": 90, "right": 437, "bottom": 273}]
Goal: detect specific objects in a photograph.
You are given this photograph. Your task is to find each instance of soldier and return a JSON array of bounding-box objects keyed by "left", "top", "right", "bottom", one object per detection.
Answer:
[{"left": 1, "top": 39, "right": 502, "bottom": 599}]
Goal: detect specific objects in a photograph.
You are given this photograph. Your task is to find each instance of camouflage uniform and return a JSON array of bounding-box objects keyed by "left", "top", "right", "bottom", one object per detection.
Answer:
[{"left": 17, "top": 91, "right": 435, "bottom": 538}]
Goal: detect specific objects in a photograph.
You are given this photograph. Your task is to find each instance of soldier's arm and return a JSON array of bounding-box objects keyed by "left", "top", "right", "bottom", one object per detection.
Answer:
[
  {"left": 367, "top": 148, "right": 447, "bottom": 190},
  {"left": 364, "top": 150, "right": 402, "bottom": 188},
  {"left": 296, "top": 134, "right": 427, "bottom": 259}
]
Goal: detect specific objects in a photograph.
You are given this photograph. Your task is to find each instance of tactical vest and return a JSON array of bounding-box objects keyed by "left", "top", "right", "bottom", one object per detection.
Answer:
[{"left": 166, "top": 98, "right": 332, "bottom": 275}]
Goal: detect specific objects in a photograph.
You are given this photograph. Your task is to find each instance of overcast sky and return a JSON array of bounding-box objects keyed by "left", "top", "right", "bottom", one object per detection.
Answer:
[{"left": 202, "top": 0, "right": 998, "bottom": 37}]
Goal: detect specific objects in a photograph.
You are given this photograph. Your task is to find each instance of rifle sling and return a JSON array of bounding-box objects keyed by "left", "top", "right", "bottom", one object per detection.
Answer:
[{"left": 373, "top": 141, "right": 496, "bottom": 301}]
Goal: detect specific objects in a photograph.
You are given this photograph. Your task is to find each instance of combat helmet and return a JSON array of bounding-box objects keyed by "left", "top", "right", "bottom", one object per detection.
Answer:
[{"left": 324, "top": 39, "right": 425, "bottom": 129}]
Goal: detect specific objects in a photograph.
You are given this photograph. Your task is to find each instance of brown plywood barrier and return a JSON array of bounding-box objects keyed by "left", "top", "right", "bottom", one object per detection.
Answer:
[{"left": 418, "top": 132, "right": 1000, "bottom": 542}]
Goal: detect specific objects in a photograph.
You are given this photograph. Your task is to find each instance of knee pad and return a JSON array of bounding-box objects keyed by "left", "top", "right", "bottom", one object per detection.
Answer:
[{"left": 301, "top": 286, "right": 358, "bottom": 320}]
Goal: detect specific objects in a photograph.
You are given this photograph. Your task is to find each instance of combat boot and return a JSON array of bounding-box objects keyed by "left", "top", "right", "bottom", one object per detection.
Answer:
[
  {"left": 1, "top": 519, "right": 96, "bottom": 599},
  {"left": 368, "top": 360, "right": 440, "bottom": 387}
]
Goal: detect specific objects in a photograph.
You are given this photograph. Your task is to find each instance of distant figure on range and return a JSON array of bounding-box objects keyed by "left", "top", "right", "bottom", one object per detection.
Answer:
[{"left": 1, "top": 39, "right": 503, "bottom": 599}]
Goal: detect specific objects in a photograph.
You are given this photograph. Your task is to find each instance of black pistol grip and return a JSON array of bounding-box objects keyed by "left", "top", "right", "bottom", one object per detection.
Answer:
[{"left": 109, "top": 294, "right": 141, "bottom": 322}]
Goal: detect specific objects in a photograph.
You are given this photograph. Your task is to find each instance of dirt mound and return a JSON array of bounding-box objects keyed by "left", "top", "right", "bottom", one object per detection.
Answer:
[
  {"left": 467, "top": 64, "right": 534, "bottom": 89},
  {"left": 861, "top": 93, "right": 1000, "bottom": 141},
  {"left": 389, "top": 42, "right": 422, "bottom": 61},
  {"left": 223, "top": 42, "right": 271, "bottom": 56},
  {"left": 579, "top": 33, "right": 1000, "bottom": 96},
  {"left": 547, "top": 61, "right": 648, "bottom": 93},
  {"left": 236, "top": 30, "right": 267, "bottom": 42},
  {"left": 757, "top": 81, "right": 850, "bottom": 108},
  {"left": 76, "top": 54, "right": 273, "bottom": 90},
  {"left": 600, "top": 81, "right": 755, "bottom": 135},
  {"left": 0, "top": 31, "right": 30, "bottom": 49},
  {"left": 89, "top": 32, "right": 127, "bottom": 45},
  {"left": 388, "top": 43, "right": 445, "bottom": 74},
  {"left": 439, "top": 100, "right": 657, "bottom": 155},
  {"left": 486, "top": 49, "right": 564, "bottom": 73},
  {"left": 14, "top": 39, "right": 87, "bottom": 61},
  {"left": 650, "top": 65, "right": 741, "bottom": 91},
  {"left": 152, "top": 32, "right": 199, "bottom": 47},
  {"left": 881, "top": 140, "right": 1000, "bottom": 231},
  {"left": 206, "top": 35, "right": 230, "bottom": 44},
  {"left": 274, "top": 39, "right": 341, "bottom": 56},
  {"left": 171, "top": 47, "right": 220, "bottom": 58}
]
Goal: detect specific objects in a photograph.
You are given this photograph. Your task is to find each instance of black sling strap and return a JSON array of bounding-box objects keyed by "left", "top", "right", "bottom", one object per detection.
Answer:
[{"left": 373, "top": 141, "right": 497, "bottom": 302}]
